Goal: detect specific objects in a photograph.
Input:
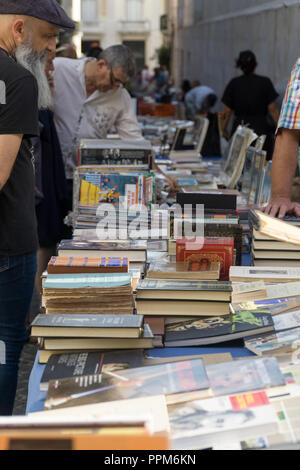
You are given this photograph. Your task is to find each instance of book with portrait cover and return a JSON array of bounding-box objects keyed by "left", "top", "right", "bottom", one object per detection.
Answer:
[
  {"left": 164, "top": 310, "right": 275, "bottom": 347},
  {"left": 176, "top": 238, "right": 234, "bottom": 280},
  {"left": 44, "top": 358, "right": 211, "bottom": 411},
  {"left": 168, "top": 391, "right": 277, "bottom": 450},
  {"left": 47, "top": 256, "right": 129, "bottom": 274},
  {"left": 40, "top": 350, "right": 145, "bottom": 392}
]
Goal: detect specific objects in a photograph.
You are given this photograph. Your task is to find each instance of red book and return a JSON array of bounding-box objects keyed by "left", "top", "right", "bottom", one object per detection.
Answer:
[{"left": 176, "top": 238, "right": 234, "bottom": 281}]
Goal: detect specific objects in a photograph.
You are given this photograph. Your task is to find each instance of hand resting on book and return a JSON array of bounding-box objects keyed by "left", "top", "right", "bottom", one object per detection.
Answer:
[{"left": 263, "top": 197, "right": 300, "bottom": 219}]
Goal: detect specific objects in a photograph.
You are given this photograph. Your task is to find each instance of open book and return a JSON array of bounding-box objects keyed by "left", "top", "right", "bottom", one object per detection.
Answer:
[{"left": 249, "top": 210, "right": 300, "bottom": 246}]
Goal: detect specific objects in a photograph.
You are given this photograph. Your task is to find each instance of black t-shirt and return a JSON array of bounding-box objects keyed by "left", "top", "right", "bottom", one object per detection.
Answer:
[
  {"left": 222, "top": 74, "right": 279, "bottom": 136},
  {"left": 0, "top": 53, "right": 39, "bottom": 256}
]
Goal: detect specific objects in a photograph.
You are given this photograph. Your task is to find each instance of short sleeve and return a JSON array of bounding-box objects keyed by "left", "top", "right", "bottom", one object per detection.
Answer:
[
  {"left": 0, "top": 75, "right": 39, "bottom": 136},
  {"left": 222, "top": 79, "right": 235, "bottom": 110},
  {"left": 277, "top": 59, "right": 300, "bottom": 131}
]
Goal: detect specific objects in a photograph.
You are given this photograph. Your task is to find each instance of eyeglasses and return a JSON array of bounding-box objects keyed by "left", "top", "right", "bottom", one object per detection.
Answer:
[{"left": 109, "top": 67, "right": 127, "bottom": 89}]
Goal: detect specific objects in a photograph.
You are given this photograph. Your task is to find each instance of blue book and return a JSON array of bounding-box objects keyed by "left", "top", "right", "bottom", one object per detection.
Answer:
[{"left": 44, "top": 273, "right": 132, "bottom": 290}]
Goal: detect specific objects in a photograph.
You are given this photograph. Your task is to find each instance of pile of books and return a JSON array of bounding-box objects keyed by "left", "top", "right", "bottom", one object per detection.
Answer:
[
  {"left": 43, "top": 272, "right": 134, "bottom": 315},
  {"left": 33, "top": 314, "right": 154, "bottom": 364},
  {"left": 249, "top": 210, "right": 300, "bottom": 267}
]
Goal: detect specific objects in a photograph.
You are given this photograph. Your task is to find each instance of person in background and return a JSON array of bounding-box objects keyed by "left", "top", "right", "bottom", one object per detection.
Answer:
[
  {"left": 221, "top": 50, "right": 280, "bottom": 160},
  {"left": 185, "top": 83, "right": 217, "bottom": 121},
  {"left": 34, "top": 52, "right": 68, "bottom": 297},
  {"left": 86, "top": 46, "right": 103, "bottom": 60},
  {"left": 0, "top": 0, "right": 74, "bottom": 416},
  {"left": 141, "top": 64, "right": 151, "bottom": 91},
  {"left": 56, "top": 42, "right": 77, "bottom": 59},
  {"left": 52, "top": 44, "right": 177, "bottom": 227},
  {"left": 264, "top": 58, "right": 300, "bottom": 218}
]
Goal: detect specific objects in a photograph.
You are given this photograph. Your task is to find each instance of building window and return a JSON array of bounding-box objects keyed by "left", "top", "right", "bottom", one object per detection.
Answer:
[
  {"left": 82, "top": 0, "right": 98, "bottom": 22},
  {"left": 126, "top": 0, "right": 144, "bottom": 21}
]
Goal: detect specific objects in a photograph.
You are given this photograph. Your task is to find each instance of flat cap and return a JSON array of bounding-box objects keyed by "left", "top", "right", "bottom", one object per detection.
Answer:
[{"left": 0, "top": 0, "right": 75, "bottom": 30}]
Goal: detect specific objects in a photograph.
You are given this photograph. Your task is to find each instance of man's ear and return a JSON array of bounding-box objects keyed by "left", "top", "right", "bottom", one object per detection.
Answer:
[
  {"left": 11, "top": 18, "right": 27, "bottom": 45},
  {"left": 97, "top": 59, "right": 107, "bottom": 69}
]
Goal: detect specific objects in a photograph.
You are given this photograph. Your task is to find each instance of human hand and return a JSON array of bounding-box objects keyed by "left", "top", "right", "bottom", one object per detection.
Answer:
[{"left": 263, "top": 197, "right": 300, "bottom": 219}]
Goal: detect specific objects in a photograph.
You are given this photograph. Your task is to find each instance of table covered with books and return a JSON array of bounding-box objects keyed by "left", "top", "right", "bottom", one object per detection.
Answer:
[{"left": 16, "top": 117, "right": 300, "bottom": 451}]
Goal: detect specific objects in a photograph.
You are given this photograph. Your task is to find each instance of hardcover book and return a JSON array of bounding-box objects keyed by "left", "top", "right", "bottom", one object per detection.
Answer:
[
  {"left": 41, "top": 323, "right": 154, "bottom": 351},
  {"left": 40, "top": 350, "right": 145, "bottom": 392},
  {"left": 164, "top": 310, "right": 274, "bottom": 347},
  {"left": 78, "top": 139, "right": 152, "bottom": 167},
  {"left": 44, "top": 358, "right": 211, "bottom": 411},
  {"left": 176, "top": 237, "right": 235, "bottom": 280},
  {"left": 31, "top": 314, "right": 144, "bottom": 339},
  {"left": 47, "top": 256, "right": 129, "bottom": 274},
  {"left": 136, "top": 279, "right": 232, "bottom": 301}
]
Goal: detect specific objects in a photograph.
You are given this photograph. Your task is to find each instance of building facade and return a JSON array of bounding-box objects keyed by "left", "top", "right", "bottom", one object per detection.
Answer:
[
  {"left": 171, "top": 0, "right": 300, "bottom": 108},
  {"left": 81, "top": 0, "right": 167, "bottom": 72}
]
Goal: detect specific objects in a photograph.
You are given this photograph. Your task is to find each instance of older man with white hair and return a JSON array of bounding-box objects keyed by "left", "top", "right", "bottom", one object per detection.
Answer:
[{"left": 0, "top": 0, "right": 74, "bottom": 415}]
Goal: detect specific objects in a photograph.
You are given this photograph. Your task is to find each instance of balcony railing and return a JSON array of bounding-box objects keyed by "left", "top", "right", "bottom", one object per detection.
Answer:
[{"left": 118, "top": 20, "right": 151, "bottom": 34}]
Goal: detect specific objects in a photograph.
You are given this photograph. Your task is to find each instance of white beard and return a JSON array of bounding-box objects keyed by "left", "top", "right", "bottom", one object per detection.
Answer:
[{"left": 15, "top": 43, "right": 52, "bottom": 109}]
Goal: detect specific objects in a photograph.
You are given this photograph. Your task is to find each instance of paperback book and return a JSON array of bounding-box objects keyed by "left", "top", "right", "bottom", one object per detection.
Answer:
[{"left": 44, "top": 358, "right": 211, "bottom": 411}]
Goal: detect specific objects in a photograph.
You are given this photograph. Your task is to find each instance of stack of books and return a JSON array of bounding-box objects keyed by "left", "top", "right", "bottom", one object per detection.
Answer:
[
  {"left": 135, "top": 279, "right": 232, "bottom": 317},
  {"left": 249, "top": 210, "right": 300, "bottom": 267},
  {"left": 32, "top": 314, "right": 154, "bottom": 364},
  {"left": 42, "top": 272, "right": 134, "bottom": 315},
  {"left": 57, "top": 239, "right": 148, "bottom": 280}
]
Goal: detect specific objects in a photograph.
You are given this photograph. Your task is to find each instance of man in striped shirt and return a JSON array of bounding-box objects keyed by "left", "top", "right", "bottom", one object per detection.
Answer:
[{"left": 265, "top": 58, "right": 300, "bottom": 218}]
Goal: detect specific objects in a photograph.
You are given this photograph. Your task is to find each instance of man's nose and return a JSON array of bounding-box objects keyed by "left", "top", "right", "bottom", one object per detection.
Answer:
[{"left": 47, "top": 38, "right": 57, "bottom": 54}]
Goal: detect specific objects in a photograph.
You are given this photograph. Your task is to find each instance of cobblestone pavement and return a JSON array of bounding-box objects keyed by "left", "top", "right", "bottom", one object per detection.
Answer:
[{"left": 13, "top": 291, "right": 40, "bottom": 416}]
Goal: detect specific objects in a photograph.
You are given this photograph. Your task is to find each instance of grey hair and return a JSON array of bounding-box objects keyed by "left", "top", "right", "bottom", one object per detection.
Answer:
[{"left": 99, "top": 45, "right": 136, "bottom": 78}]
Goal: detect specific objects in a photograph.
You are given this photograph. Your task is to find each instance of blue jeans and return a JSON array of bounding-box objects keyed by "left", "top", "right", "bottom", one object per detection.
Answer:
[{"left": 0, "top": 252, "right": 37, "bottom": 415}]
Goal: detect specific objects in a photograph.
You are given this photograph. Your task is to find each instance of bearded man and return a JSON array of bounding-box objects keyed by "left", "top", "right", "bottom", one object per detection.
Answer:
[{"left": 0, "top": 0, "right": 74, "bottom": 416}]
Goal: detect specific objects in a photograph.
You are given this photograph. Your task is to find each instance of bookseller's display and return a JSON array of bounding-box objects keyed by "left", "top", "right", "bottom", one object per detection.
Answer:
[{"left": 18, "top": 118, "right": 300, "bottom": 452}]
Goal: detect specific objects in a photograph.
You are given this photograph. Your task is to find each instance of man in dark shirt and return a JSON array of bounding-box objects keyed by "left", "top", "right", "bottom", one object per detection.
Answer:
[{"left": 0, "top": 1, "right": 74, "bottom": 415}]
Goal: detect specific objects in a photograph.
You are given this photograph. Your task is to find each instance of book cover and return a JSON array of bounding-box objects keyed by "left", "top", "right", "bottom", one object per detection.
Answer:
[
  {"left": 40, "top": 350, "right": 145, "bottom": 392},
  {"left": 176, "top": 192, "right": 237, "bottom": 211},
  {"left": 168, "top": 391, "right": 277, "bottom": 450},
  {"left": 48, "top": 257, "right": 129, "bottom": 274},
  {"left": 176, "top": 238, "right": 234, "bottom": 281},
  {"left": 206, "top": 357, "right": 286, "bottom": 397},
  {"left": 146, "top": 261, "right": 221, "bottom": 280},
  {"left": 44, "top": 358, "right": 210, "bottom": 411},
  {"left": 164, "top": 310, "right": 274, "bottom": 347}
]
